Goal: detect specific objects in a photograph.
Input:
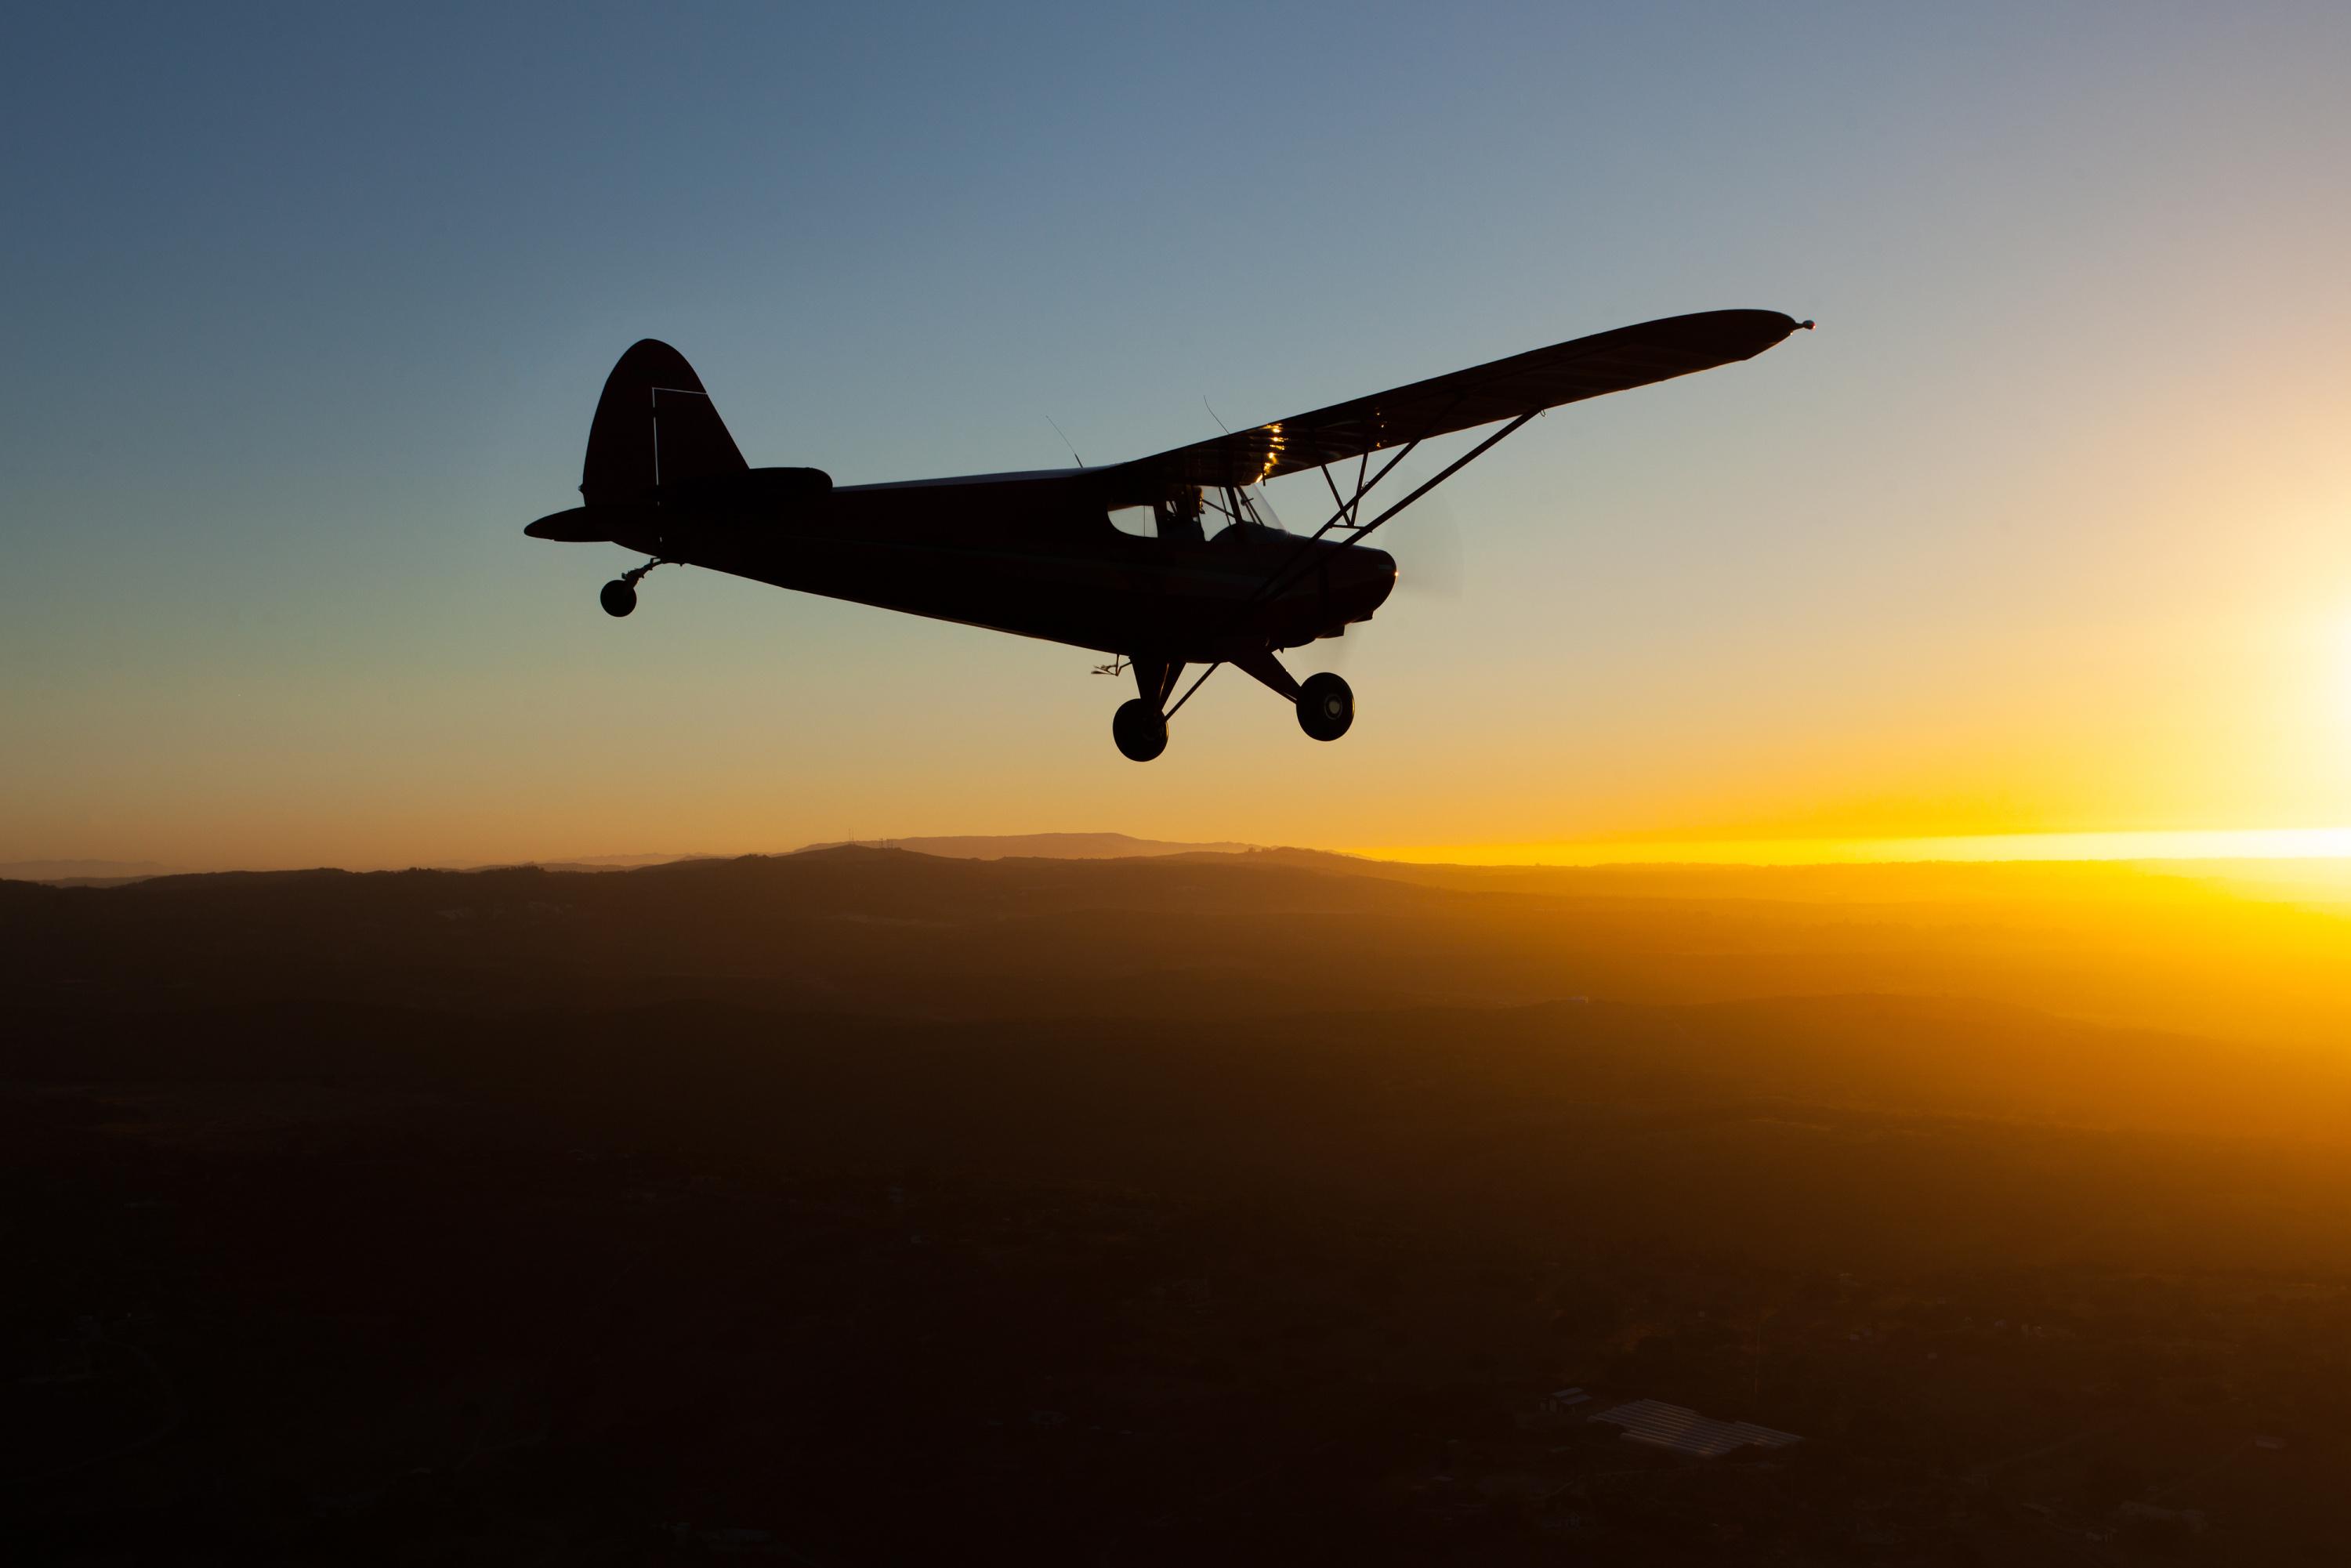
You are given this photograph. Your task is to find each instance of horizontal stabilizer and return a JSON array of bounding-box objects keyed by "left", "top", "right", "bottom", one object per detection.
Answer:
[{"left": 524, "top": 505, "right": 657, "bottom": 542}]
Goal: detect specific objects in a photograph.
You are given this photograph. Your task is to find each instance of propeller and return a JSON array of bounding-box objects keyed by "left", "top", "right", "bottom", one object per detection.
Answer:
[{"left": 1394, "top": 472, "right": 1465, "bottom": 601}]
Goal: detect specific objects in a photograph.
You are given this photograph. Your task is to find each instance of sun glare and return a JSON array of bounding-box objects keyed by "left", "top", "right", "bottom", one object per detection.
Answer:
[{"left": 1360, "top": 828, "right": 2351, "bottom": 867}]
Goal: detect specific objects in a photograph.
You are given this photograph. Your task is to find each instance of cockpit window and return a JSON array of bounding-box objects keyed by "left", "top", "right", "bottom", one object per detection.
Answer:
[
  {"left": 1111, "top": 484, "right": 1291, "bottom": 543},
  {"left": 1199, "top": 483, "right": 1289, "bottom": 539}
]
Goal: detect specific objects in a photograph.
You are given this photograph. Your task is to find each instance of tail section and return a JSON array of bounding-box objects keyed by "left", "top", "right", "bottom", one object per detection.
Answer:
[{"left": 581, "top": 339, "right": 747, "bottom": 506}]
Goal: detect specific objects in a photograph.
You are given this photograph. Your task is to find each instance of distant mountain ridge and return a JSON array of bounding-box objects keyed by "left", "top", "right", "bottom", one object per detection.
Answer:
[
  {"left": 788, "top": 832, "right": 1260, "bottom": 860},
  {"left": 0, "top": 859, "right": 177, "bottom": 886},
  {"left": 451, "top": 853, "right": 719, "bottom": 875},
  {"left": 448, "top": 835, "right": 1263, "bottom": 875},
  {"left": 0, "top": 836, "right": 1281, "bottom": 885}
]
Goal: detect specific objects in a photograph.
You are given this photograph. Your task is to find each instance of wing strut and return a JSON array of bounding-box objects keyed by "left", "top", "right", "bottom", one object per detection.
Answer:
[
  {"left": 1258, "top": 405, "right": 1539, "bottom": 609},
  {"left": 1162, "top": 403, "right": 1540, "bottom": 722}
]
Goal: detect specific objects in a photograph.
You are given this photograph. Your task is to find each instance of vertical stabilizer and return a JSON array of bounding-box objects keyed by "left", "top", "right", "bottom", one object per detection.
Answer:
[{"left": 581, "top": 339, "right": 747, "bottom": 506}]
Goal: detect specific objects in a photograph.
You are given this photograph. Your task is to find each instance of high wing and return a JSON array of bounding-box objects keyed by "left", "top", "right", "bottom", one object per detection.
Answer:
[{"left": 1108, "top": 309, "right": 1808, "bottom": 492}]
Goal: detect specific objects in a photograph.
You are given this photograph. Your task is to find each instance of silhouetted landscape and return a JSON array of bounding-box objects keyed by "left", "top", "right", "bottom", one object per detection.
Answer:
[{"left": 10, "top": 845, "right": 2351, "bottom": 1562}]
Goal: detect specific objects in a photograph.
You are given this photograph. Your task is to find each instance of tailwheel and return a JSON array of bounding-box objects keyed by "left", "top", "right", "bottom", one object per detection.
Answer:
[
  {"left": 1296, "top": 672, "right": 1353, "bottom": 741},
  {"left": 601, "top": 558, "right": 670, "bottom": 618},
  {"left": 1112, "top": 698, "right": 1168, "bottom": 762}
]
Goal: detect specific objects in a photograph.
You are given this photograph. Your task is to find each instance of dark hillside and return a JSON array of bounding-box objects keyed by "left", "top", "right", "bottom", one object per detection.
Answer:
[
  {"left": 9, "top": 851, "right": 2351, "bottom": 1562},
  {"left": 10, "top": 848, "right": 2351, "bottom": 1045}
]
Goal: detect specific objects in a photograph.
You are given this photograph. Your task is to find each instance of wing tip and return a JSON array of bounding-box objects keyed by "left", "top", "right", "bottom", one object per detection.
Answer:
[{"left": 1711, "top": 308, "right": 1814, "bottom": 357}]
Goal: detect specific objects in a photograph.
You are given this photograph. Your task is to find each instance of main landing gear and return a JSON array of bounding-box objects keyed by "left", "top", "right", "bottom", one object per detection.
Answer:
[
  {"left": 1112, "top": 699, "right": 1168, "bottom": 762},
  {"left": 1295, "top": 672, "right": 1353, "bottom": 741},
  {"left": 1113, "top": 659, "right": 1181, "bottom": 762},
  {"left": 1108, "top": 651, "right": 1353, "bottom": 760},
  {"left": 600, "top": 559, "right": 669, "bottom": 618}
]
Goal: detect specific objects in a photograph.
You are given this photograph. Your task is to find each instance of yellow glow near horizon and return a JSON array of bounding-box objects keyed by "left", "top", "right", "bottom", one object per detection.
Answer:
[
  {"left": 1353, "top": 827, "right": 2351, "bottom": 867},
  {"left": 2340, "top": 615, "right": 2351, "bottom": 719}
]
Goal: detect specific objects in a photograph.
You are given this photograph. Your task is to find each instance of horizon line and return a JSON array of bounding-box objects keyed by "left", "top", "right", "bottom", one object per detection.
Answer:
[{"left": 16, "top": 825, "right": 2351, "bottom": 879}]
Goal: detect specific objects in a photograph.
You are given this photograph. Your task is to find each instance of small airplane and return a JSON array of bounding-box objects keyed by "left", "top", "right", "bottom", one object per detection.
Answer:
[{"left": 527, "top": 310, "right": 1809, "bottom": 759}]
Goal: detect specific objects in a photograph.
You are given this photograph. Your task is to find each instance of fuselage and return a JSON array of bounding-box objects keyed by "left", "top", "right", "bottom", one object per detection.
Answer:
[{"left": 561, "top": 466, "right": 1397, "bottom": 663}]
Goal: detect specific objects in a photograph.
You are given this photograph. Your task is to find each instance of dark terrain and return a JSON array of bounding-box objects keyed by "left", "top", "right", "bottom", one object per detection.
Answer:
[{"left": 8, "top": 848, "right": 2351, "bottom": 1562}]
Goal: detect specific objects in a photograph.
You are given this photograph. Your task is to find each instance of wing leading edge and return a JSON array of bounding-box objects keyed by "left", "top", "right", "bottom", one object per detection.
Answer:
[{"left": 1110, "top": 309, "right": 1808, "bottom": 492}]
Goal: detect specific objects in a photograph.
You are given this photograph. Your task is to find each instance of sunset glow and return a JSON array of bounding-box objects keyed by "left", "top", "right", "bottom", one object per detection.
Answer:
[{"left": 1359, "top": 827, "right": 2351, "bottom": 867}]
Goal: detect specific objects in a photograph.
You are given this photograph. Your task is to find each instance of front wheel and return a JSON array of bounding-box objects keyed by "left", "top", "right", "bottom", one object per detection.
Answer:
[
  {"left": 1111, "top": 698, "right": 1168, "bottom": 762},
  {"left": 1296, "top": 672, "right": 1353, "bottom": 741},
  {"left": 599, "top": 580, "right": 637, "bottom": 618}
]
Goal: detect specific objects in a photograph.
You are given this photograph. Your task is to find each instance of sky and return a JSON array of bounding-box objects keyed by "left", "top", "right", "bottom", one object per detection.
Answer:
[{"left": 4, "top": 2, "right": 2349, "bottom": 871}]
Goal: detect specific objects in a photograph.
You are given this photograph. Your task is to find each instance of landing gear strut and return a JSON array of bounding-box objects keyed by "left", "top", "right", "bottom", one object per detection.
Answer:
[
  {"left": 1103, "top": 651, "right": 1355, "bottom": 757},
  {"left": 1231, "top": 648, "right": 1354, "bottom": 744},
  {"left": 600, "top": 559, "right": 668, "bottom": 618}
]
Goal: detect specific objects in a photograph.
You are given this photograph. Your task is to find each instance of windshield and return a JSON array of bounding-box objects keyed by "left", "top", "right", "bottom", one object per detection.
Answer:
[
  {"left": 1201, "top": 483, "right": 1288, "bottom": 538},
  {"left": 1114, "top": 484, "right": 1294, "bottom": 543}
]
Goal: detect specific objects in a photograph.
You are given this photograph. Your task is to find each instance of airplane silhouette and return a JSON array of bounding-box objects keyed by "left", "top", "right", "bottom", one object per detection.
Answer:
[{"left": 527, "top": 310, "right": 1809, "bottom": 759}]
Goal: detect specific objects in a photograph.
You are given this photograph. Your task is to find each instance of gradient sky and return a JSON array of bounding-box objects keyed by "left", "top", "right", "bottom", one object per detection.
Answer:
[{"left": 5, "top": 2, "right": 2348, "bottom": 870}]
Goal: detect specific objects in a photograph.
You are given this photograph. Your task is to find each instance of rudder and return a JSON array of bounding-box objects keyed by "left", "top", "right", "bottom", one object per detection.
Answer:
[{"left": 581, "top": 339, "right": 748, "bottom": 507}]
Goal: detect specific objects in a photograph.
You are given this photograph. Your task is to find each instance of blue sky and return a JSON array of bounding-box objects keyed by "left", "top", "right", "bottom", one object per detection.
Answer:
[{"left": 4, "top": 3, "right": 2348, "bottom": 867}]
